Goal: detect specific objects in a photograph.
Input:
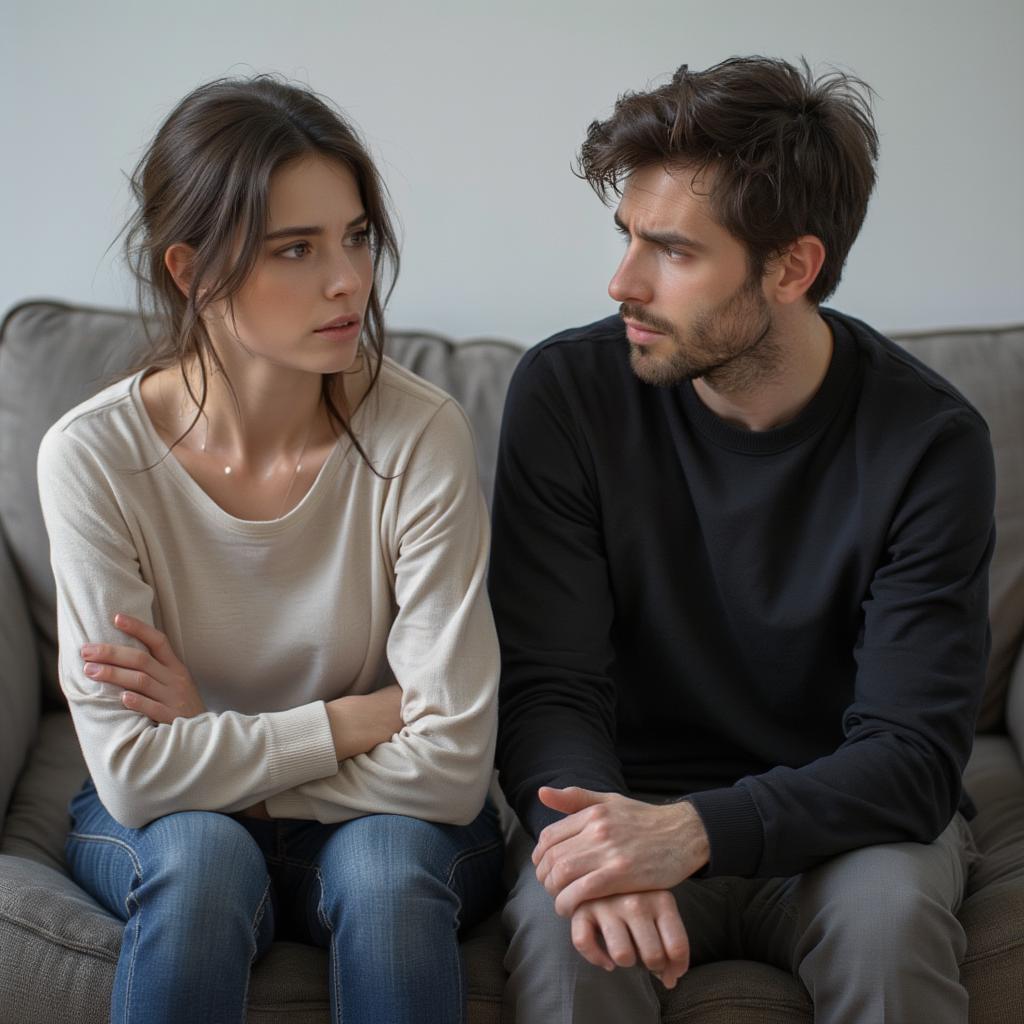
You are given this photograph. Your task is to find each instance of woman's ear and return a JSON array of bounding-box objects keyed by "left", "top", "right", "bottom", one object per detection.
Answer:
[{"left": 164, "top": 243, "right": 198, "bottom": 298}]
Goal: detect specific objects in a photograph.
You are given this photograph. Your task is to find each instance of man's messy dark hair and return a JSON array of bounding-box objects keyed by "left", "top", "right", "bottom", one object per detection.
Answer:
[{"left": 577, "top": 56, "right": 879, "bottom": 303}]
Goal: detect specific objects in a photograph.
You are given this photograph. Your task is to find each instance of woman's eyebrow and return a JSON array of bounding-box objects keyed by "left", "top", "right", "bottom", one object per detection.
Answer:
[{"left": 264, "top": 213, "right": 368, "bottom": 240}]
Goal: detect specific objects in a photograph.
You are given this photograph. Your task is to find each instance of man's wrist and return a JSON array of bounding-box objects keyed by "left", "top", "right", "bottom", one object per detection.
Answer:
[{"left": 667, "top": 799, "right": 711, "bottom": 873}]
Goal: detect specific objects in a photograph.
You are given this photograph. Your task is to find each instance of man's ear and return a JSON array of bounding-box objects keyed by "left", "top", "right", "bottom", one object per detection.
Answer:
[
  {"left": 766, "top": 236, "right": 826, "bottom": 305},
  {"left": 163, "top": 243, "right": 198, "bottom": 298}
]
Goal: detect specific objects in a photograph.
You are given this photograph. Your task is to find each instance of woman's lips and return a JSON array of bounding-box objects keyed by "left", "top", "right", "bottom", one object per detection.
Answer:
[{"left": 315, "top": 316, "right": 361, "bottom": 341}]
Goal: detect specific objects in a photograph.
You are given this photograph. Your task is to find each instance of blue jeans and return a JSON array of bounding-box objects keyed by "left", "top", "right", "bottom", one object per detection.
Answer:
[{"left": 66, "top": 779, "right": 504, "bottom": 1024}]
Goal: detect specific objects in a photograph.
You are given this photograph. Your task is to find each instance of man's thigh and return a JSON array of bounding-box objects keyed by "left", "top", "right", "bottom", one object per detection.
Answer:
[
  {"left": 737, "top": 814, "right": 975, "bottom": 1023},
  {"left": 501, "top": 817, "right": 665, "bottom": 1023},
  {"left": 742, "top": 813, "right": 974, "bottom": 966}
]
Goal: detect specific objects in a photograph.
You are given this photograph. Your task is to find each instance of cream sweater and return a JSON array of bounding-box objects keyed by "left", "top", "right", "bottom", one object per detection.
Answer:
[{"left": 37, "top": 360, "right": 499, "bottom": 830}]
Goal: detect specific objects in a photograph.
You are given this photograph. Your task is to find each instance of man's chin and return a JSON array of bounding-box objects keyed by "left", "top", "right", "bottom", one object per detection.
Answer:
[{"left": 628, "top": 344, "right": 694, "bottom": 387}]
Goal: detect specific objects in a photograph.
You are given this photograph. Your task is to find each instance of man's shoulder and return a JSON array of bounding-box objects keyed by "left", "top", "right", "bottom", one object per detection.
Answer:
[
  {"left": 825, "top": 308, "right": 987, "bottom": 431},
  {"left": 517, "top": 315, "right": 626, "bottom": 374}
]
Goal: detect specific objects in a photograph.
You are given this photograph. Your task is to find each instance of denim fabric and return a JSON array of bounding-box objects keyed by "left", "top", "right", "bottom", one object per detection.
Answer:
[{"left": 66, "top": 779, "right": 504, "bottom": 1024}]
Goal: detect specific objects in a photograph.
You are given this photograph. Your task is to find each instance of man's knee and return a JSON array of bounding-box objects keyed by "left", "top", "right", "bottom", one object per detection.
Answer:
[{"left": 791, "top": 820, "right": 970, "bottom": 967}]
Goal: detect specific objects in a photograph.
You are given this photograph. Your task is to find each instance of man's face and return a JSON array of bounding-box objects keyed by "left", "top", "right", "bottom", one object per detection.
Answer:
[{"left": 609, "top": 164, "right": 773, "bottom": 387}]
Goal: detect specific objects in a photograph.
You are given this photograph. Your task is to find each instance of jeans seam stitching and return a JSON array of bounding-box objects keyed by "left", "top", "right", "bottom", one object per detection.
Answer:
[
  {"left": 250, "top": 877, "right": 273, "bottom": 962},
  {"left": 313, "top": 867, "right": 343, "bottom": 1023},
  {"left": 67, "top": 832, "right": 145, "bottom": 1024},
  {"left": 444, "top": 838, "right": 502, "bottom": 890}
]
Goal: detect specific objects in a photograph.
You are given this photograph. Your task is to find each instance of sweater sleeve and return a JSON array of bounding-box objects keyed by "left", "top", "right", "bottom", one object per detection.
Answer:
[
  {"left": 687, "top": 411, "right": 996, "bottom": 877},
  {"left": 490, "top": 351, "right": 628, "bottom": 839},
  {"left": 37, "top": 426, "right": 340, "bottom": 830},
  {"left": 264, "top": 400, "right": 499, "bottom": 826}
]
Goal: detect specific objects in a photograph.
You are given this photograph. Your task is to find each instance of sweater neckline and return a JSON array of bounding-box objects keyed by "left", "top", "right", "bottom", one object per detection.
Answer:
[
  {"left": 678, "top": 313, "right": 859, "bottom": 455},
  {"left": 128, "top": 370, "right": 365, "bottom": 535}
]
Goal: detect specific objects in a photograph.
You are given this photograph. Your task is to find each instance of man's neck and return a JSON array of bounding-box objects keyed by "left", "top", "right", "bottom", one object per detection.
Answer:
[{"left": 692, "top": 310, "right": 835, "bottom": 432}]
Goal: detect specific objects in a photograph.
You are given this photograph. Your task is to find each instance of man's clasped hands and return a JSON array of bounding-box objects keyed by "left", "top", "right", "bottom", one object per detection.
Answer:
[{"left": 533, "top": 785, "right": 711, "bottom": 989}]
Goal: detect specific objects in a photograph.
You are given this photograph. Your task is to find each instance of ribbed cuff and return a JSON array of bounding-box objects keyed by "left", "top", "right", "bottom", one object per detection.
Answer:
[
  {"left": 262, "top": 701, "right": 338, "bottom": 788},
  {"left": 685, "top": 784, "right": 764, "bottom": 877}
]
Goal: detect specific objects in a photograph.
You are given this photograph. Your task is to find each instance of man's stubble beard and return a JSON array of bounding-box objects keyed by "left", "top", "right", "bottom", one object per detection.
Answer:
[{"left": 625, "top": 276, "right": 782, "bottom": 394}]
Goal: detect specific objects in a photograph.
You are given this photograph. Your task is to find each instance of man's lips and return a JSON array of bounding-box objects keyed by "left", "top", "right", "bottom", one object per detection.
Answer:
[{"left": 623, "top": 318, "right": 667, "bottom": 345}]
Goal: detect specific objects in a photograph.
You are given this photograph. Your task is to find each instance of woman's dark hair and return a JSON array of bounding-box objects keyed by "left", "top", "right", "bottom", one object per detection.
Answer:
[
  {"left": 577, "top": 56, "right": 878, "bottom": 303},
  {"left": 122, "top": 74, "right": 401, "bottom": 456}
]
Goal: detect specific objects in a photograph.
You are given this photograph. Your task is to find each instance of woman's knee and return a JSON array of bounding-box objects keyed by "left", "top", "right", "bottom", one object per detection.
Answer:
[
  {"left": 134, "top": 811, "right": 270, "bottom": 914},
  {"left": 317, "top": 814, "right": 493, "bottom": 926}
]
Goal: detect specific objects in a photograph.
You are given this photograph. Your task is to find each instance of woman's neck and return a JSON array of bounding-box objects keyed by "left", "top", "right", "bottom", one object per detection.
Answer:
[{"left": 178, "top": 357, "right": 334, "bottom": 473}]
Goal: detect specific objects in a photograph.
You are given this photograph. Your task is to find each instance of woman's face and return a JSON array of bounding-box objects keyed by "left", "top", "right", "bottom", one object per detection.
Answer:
[{"left": 204, "top": 155, "right": 374, "bottom": 376}]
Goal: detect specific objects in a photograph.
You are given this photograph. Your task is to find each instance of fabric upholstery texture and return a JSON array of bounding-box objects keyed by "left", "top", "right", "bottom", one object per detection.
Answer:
[
  {"left": 889, "top": 325, "right": 1024, "bottom": 732},
  {"left": 1, "top": 300, "right": 1023, "bottom": 1023},
  {"left": 0, "top": 527, "right": 39, "bottom": 834}
]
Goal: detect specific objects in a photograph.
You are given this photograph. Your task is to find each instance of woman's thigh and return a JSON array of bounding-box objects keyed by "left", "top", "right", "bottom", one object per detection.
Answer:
[
  {"left": 66, "top": 778, "right": 274, "bottom": 940},
  {"left": 277, "top": 801, "right": 504, "bottom": 945}
]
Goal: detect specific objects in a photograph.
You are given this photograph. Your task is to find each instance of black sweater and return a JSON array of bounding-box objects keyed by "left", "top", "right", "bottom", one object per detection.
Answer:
[{"left": 490, "top": 310, "right": 995, "bottom": 878}]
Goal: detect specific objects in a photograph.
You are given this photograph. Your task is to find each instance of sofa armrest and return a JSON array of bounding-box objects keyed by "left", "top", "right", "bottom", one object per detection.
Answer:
[
  {"left": 1007, "top": 643, "right": 1024, "bottom": 763},
  {"left": 0, "top": 528, "right": 40, "bottom": 834}
]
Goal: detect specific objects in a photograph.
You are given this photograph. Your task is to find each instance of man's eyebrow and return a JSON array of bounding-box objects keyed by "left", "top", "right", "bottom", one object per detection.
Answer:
[
  {"left": 612, "top": 212, "right": 707, "bottom": 252},
  {"left": 264, "top": 213, "right": 368, "bottom": 240}
]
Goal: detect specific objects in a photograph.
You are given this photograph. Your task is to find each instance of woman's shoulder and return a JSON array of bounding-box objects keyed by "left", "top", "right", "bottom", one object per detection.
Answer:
[
  {"left": 373, "top": 356, "right": 458, "bottom": 415},
  {"left": 357, "top": 358, "right": 476, "bottom": 475},
  {"left": 363, "top": 357, "right": 470, "bottom": 439},
  {"left": 38, "top": 370, "right": 152, "bottom": 477}
]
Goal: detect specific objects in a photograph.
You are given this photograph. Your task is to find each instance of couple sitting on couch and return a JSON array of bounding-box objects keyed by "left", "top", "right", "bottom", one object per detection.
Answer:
[{"left": 37, "top": 56, "right": 993, "bottom": 1024}]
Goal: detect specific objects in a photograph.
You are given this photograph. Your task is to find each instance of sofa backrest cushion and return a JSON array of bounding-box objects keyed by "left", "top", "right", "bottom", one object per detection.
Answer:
[{"left": 891, "top": 325, "right": 1024, "bottom": 732}]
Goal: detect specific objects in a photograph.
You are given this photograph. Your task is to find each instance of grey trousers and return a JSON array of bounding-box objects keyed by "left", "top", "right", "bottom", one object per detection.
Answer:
[{"left": 501, "top": 813, "right": 977, "bottom": 1024}]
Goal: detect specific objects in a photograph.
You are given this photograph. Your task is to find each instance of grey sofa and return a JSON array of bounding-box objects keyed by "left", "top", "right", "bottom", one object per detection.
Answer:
[{"left": 1, "top": 299, "right": 1022, "bottom": 1023}]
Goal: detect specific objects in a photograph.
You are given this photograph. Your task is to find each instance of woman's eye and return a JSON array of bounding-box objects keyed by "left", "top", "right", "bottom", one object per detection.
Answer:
[
  {"left": 347, "top": 229, "right": 370, "bottom": 248},
  {"left": 281, "top": 242, "right": 311, "bottom": 258}
]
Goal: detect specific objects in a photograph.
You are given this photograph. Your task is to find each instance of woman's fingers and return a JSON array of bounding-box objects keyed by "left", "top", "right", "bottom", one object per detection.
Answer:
[
  {"left": 82, "top": 618, "right": 205, "bottom": 723},
  {"left": 120, "top": 689, "right": 176, "bottom": 725},
  {"left": 113, "top": 613, "right": 179, "bottom": 668},
  {"left": 83, "top": 661, "right": 163, "bottom": 698},
  {"left": 81, "top": 641, "right": 162, "bottom": 676}
]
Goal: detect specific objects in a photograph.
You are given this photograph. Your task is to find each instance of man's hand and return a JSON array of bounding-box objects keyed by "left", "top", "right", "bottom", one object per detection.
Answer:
[
  {"left": 534, "top": 786, "right": 710, "bottom": 917},
  {"left": 81, "top": 613, "right": 206, "bottom": 723},
  {"left": 571, "top": 890, "right": 690, "bottom": 989},
  {"left": 326, "top": 685, "right": 405, "bottom": 761}
]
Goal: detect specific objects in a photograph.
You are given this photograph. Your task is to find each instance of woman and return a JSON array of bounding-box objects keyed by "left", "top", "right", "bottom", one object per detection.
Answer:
[{"left": 37, "top": 75, "right": 503, "bottom": 1024}]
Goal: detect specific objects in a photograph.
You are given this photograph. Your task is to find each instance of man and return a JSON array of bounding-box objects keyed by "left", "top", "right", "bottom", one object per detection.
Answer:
[{"left": 490, "top": 56, "right": 994, "bottom": 1023}]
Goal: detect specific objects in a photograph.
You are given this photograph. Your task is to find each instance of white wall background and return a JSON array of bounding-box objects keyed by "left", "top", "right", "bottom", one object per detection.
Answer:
[{"left": 3, "top": 0, "right": 1022, "bottom": 344}]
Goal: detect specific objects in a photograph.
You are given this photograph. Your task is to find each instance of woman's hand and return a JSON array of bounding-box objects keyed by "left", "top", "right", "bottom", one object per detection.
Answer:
[
  {"left": 81, "top": 613, "right": 206, "bottom": 724},
  {"left": 326, "top": 684, "right": 404, "bottom": 761}
]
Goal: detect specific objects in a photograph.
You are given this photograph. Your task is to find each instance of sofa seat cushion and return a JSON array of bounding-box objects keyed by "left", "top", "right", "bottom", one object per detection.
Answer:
[{"left": 957, "top": 735, "right": 1024, "bottom": 1022}]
